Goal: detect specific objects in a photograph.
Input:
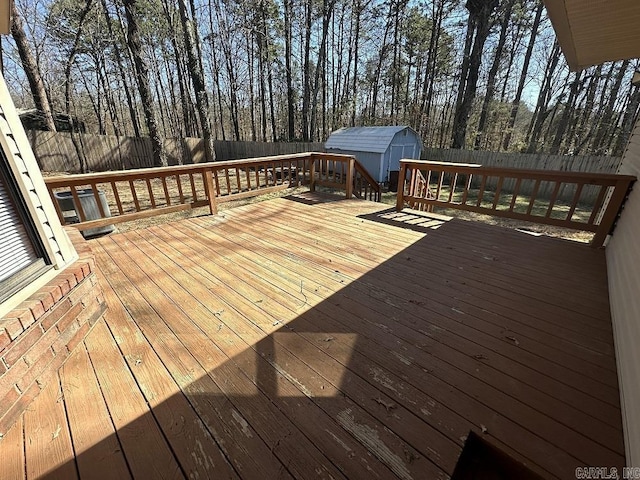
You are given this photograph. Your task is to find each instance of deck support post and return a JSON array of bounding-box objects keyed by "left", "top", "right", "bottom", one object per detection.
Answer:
[
  {"left": 204, "top": 169, "right": 218, "bottom": 215},
  {"left": 309, "top": 156, "right": 316, "bottom": 192},
  {"left": 396, "top": 161, "right": 407, "bottom": 212},
  {"left": 345, "top": 156, "right": 355, "bottom": 199}
]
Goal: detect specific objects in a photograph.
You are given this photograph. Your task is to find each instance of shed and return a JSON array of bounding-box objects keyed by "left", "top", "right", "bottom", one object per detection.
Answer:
[{"left": 324, "top": 126, "right": 422, "bottom": 186}]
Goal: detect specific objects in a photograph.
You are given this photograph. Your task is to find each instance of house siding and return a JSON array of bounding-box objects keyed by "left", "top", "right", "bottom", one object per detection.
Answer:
[
  {"left": 0, "top": 74, "right": 76, "bottom": 277},
  {"left": 606, "top": 119, "right": 640, "bottom": 466}
]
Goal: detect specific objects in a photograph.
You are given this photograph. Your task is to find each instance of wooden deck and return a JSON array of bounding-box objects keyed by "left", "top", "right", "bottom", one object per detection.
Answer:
[{"left": 1, "top": 192, "right": 624, "bottom": 479}]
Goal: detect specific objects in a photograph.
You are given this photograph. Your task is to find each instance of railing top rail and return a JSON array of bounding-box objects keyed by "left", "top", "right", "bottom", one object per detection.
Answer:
[
  {"left": 44, "top": 151, "right": 369, "bottom": 189},
  {"left": 354, "top": 160, "right": 380, "bottom": 187},
  {"left": 400, "top": 159, "right": 636, "bottom": 183},
  {"left": 43, "top": 152, "right": 320, "bottom": 187}
]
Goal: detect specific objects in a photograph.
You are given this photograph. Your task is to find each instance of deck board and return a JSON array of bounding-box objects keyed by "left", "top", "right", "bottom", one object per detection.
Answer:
[
  {"left": 23, "top": 370, "right": 77, "bottom": 480},
  {"left": 0, "top": 192, "right": 624, "bottom": 479},
  {"left": 60, "top": 344, "right": 131, "bottom": 480}
]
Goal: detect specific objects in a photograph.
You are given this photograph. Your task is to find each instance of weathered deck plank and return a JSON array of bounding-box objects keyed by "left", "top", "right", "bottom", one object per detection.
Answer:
[
  {"left": 2, "top": 416, "right": 25, "bottom": 480},
  {"left": 60, "top": 344, "right": 131, "bottom": 480},
  {"left": 0, "top": 192, "right": 624, "bottom": 480},
  {"left": 23, "top": 370, "right": 77, "bottom": 480},
  {"left": 83, "top": 321, "right": 183, "bottom": 479}
]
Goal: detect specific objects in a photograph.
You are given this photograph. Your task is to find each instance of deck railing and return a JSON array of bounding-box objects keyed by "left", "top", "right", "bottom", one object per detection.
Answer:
[
  {"left": 45, "top": 152, "right": 381, "bottom": 232},
  {"left": 396, "top": 159, "right": 635, "bottom": 247}
]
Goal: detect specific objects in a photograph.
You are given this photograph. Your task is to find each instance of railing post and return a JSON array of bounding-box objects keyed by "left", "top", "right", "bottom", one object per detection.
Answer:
[
  {"left": 309, "top": 156, "right": 316, "bottom": 192},
  {"left": 204, "top": 169, "right": 218, "bottom": 215},
  {"left": 591, "top": 178, "right": 634, "bottom": 248},
  {"left": 396, "top": 161, "right": 407, "bottom": 212},
  {"left": 345, "top": 156, "right": 355, "bottom": 199}
]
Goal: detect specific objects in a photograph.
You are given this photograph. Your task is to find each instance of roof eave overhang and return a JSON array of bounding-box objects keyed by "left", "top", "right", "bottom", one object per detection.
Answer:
[{"left": 543, "top": 0, "right": 640, "bottom": 71}]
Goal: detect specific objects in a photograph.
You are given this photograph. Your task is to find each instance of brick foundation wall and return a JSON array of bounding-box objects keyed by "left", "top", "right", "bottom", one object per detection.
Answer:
[{"left": 0, "top": 230, "right": 106, "bottom": 437}]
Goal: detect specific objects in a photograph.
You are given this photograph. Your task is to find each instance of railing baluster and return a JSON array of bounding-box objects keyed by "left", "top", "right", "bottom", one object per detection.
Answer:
[
  {"left": 235, "top": 167, "right": 242, "bottom": 193},
  {"left": 545, "top": 181, "right": 562, "bottom": 218},
  {"left": 91, "top": 182, "right": 107, "bottom": 218},
  {"left": 491, "top": 176, "right": 504, "bottom": 210},
  {"left": 161, "top": 176, "right": 171, "bottom": 206},
  {"left": 245, "top": 167, "right": 252, "bottom": 190},
  {"left": 565, "top": 183, "right": 584, "bottom": 221},
  {"left": 435, "top": 171, "right": 444, "bottom": 200},
  {"left": 448, "top": 173, "right": 458, "bottom": 203},
  {"left": 409, "top": 168, "right": 416, "bottom": 197},
  {"left": 190, "top": 173, "right": 198, "bottom": 201},
  {"left": 49, "top": 185, "right": 65, "bottom": 224},
  {"left": 224, "top": 168, "right": 232, "bottom": 194},
  {"left": 130, "top": 180, "right": 141, "bottom": 211},
  {"left": 175, "top": 174, "right": 185, "bottom": 204},
  {"left": 71, "top": 186, "right": 87, "bottom": 222},
  {"left": 212, "top": 170, "right": 220, "bottom": 197},
  {"left": 588, "top": 185, "right": 609, "bottom": 225},
  {"left": 526, "top": 179, "right": 541, "bottom": 215},
  {"left": 509, "top": 177, "right": 522, "bottom": 212},
  {"left": 145, "top": 178, "right": 156, "bottom": 209},
  {"left": 111, "top": 181, "right": 124, "bottom": 215},
  {"left": 461, "top": 174, "right": 472, "bottom": 205},
  {"left": 476, "top": 175, "right": 487, "bottom": 207}
]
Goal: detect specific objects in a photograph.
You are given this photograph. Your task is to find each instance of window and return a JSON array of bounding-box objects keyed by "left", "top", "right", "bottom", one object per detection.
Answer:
[{"left": 0, "top": 150, "right": 50, "bottom": 303}]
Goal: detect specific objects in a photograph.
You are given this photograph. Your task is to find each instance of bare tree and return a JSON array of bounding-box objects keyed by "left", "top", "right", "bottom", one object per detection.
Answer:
[
  {"left": 451, "top": 0, "right": 498, "bottom": 149},
  {"left": 122, "top": 0, "right": 166, "bottom": 167},
  {"left": 11, "top": 2, "right": 57, "bottom": 135}
]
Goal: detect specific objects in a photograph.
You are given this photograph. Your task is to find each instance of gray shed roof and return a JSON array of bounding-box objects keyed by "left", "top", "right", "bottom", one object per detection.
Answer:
[{"left": 325, "top": 126, "right": 417, "bottom": 154}]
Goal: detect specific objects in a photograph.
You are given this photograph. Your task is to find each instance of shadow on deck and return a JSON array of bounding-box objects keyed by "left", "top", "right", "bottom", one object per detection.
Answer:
[{"left": 1, "top": 192, "right": 623, "bottom": 480}]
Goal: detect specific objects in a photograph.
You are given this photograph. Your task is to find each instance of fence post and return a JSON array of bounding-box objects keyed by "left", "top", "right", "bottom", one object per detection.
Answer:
[
  {"left": 591, "top": 177, "right": 634, "bottom": 248},
  {"left": 345, "top": 157, "right": 355, "bottom": 199},
  {"left": 204, "top": 169, "right": 218, "bottom": 215},
  {"left": 396, "top": 161, "right": 407, "bottom": 212}
]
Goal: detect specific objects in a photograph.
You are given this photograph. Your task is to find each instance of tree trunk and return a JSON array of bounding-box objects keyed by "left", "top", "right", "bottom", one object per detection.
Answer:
[
  {"left": 451, "top": 0, "right": 498, "bottom": 149},
  {"left": 350, "top": 0, "right": 362, "bottom": 126},
  {"left": 101, "top": 0, "right": 141, "bottom": 137},
  {"left": 526, "top": 43, "right": 561, "bottom": 153},
  {"left": 11, "top": 2, "right": 57, "bottom": 135},
  {"left": 302, "top": 0, "right": 312, "bottom": 140},
  {"left": 310, "top": 0, "right": 336, "bottom": 140},
  {"left": 284, "top": 0, "right": 295, "bottom": 139},
  {"left": 63, "top": 0, "right": 94, "bottom": 173},
  {"left": 613, "top": 85, "right": 640, "bottom": 156},
  {"left": 550, "top": 71, "right": 582, "bottom": 155},
  {"left": 177, "top": 0, "right": 214, "bottom": 161},
  {"left": 502, "top": 1, "right": 543, "bottom": 150},
  {"left": 474, "top": 0, "right": 514, "bottom": 149},
  {"left": 123, "top": 0, "right": 166, "bottom": 167},
  {"left": 593, "top": 60, "right": 630, "bottom": 153}
]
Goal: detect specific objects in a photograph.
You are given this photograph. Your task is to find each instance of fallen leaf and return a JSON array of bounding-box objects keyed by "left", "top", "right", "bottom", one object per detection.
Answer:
[
  {"left": 52, "top": 425, "right": 61, "bottom": 440},
  {"left": 505, "top": 335, "right": 520, "bottom": 346},
  {"left": 373, "top": 397, "right": 397, "bottom": 412}
]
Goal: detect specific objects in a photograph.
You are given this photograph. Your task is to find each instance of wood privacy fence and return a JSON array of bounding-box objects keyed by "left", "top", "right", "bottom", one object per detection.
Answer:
[
  {"left": 421, "top": 148, "right": 622, "bottom": 202},
  {"left": 25, "top": 130, "right": 323, "bottom": 172},
  {"left": 214, "top": 140, "right": 324, "bottom": 161}
]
